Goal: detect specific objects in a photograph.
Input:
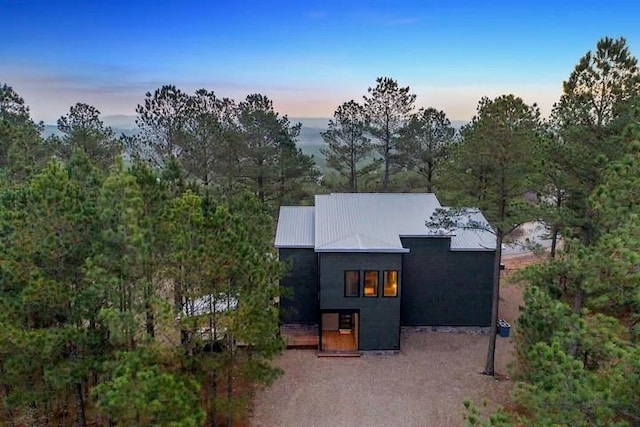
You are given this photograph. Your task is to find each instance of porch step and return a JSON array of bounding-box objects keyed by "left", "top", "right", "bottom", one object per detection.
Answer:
[
  {"left": 317, "top": 350, "right": 361, "bottom": 357},
  {"left": 281, "top": 323, "right": 319, "bottom": 349}
]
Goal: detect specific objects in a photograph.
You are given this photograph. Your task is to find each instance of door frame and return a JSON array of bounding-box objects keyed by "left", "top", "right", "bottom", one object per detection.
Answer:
[{"left": 319, "top": 308, "right": 360, "bottom": 352}]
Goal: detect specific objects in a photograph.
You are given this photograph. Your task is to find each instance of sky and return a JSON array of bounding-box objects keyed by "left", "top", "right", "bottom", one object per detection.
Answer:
[{"left": 2, "top": 0, "right": 640, "bottom": 123}]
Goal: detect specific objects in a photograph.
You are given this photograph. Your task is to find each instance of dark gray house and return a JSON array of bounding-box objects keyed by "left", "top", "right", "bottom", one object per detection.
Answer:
[{"left": 275, "top": 193, "right": 496, "bottom": 354}]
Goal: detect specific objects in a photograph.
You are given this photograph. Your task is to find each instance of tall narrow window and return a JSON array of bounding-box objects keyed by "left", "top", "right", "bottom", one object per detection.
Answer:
[
  {"left": 344, "top": 271, "right": 360, "bottom": 297},
  {"left": 364, "top": 271, "right": 378, "bottom": 297},
  {"left": 383, "top": 270, "right": 398, "bottom": 297}
]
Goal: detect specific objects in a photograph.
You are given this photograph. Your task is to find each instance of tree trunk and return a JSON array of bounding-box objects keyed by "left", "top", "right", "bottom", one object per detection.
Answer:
[
  {"left": 0, "top": 362, "right": 16, "bottom": 427},
  {"left": 483, "top": 233, "right": 502, "bottom": 376},
  {"left": 74, "top": 382, "right": 86, "bottom": 427},
  {"left": 382, "top": 151, "right": 389, "bottom": 192},
  {"left": 174, "top": 271, "right": 190, "bottom": 346},
  {"left": 566, "top": 200, "right": 593, "bottom": 357},
  {"left": 145, "top": 278, "right": 155, "bottom": 338},
  {"left": 350, "top": 149, "right": 357, "bottom": 193},
  {"left": 426, "top": 160, "right": 433, "bottom": 193},
  {"left": 550, "top": 226, "right": 559, "bottom": 259},
  {"left": 146, "top": 300, "right": 155, "bottom": 337},
  {"left": 550, "top": 191, "right": 562, "bottom": 259},
  {"left": 382, "top": 131, "right": 390, "bottom": 191},
  {"left": 569, "top": 288, "right": 585, "bottom": 357},
  {"left": 226, "top": 365, "right": 233, "bottom": 427},
  {"left": 210, "top": 370, "right": 218, "bottom": 427},
  {"left": 226, "top": 290, "right": 234, "bottom": 427},
  {"left": 257, "top": 171, "right": 264, "bottom": 204},
  {"left": 208, "top": 297, "right": 218, "bottom": 427},
  {"left": 572, "top": 288, "right": 585, "bottom": 313}
]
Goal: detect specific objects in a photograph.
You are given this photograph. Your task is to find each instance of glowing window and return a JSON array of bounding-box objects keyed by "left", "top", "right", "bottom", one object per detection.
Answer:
[
  {"left": 364, "top": 271, "right": 379, "bottom": 297},
  {"left": 383, "top": 270, "right": 398, "bottom": 297}
]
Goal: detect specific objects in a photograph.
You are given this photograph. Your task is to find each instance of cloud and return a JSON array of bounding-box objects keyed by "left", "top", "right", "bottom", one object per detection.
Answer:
[
  {"left": 354, "top": 9, "right": 423, "bottom": 26},
  {"left": 381, "top": 17, "right": 421, "bottom": 26},
  {"left": 306, "top": 10, "right": 328, "bottom": 20}
]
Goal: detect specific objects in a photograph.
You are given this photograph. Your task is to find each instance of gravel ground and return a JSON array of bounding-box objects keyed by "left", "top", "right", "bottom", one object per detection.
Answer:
[
  {"left": 251, "top": 254, "right": 535, "bottom": 427},
  {"left": 251, "top": 332, "right": 514, "bottom": 427}
]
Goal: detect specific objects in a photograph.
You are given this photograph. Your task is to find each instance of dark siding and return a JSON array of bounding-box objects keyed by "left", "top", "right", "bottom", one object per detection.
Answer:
[
  {"left": 319, "top": 253, "right": 402, "bottom": 351},
  {"left": 400, "top": 237, "right": 494, "bottom": 326},
  {"left": 279, "top": 248, "right": 318, "bottom": 324}
]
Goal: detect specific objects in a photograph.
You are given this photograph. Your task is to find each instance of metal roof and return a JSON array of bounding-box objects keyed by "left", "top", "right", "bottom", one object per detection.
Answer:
[
  {"left": 449, "top": 209, "right": 497, "bottom": 251},
  {"left": 275, "top": 193, "right": 496, "bottom": 252},
  {"left": 274, "top": 206, "right": 315, "bottom": 248},
  {"left": 183, "top": 293, "right": 238, "bottom": 317},
  {"left": 315, "top": 193, "right": 440, "bottom": 252}
]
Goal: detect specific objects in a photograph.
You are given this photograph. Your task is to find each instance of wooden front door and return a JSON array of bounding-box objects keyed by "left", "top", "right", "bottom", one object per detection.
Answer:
[{"left": 338, "top": 313, "right": 352, "bottom": 330}]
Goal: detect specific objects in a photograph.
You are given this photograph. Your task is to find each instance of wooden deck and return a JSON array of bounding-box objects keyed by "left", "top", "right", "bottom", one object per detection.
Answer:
[
  {"left": 318, "top": 330, "right": 359, "bottom": 356},
  {"left": 321, "top": 330, "right": 357, "bottom": 351},
  {"left": 280, "top": 323, "right": 319, "bottom": 348}
]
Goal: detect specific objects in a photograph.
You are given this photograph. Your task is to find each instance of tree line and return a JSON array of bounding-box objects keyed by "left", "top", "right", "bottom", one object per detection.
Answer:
[
  {"left": 1, "top": 34, "right": 639, "bottom": 426},
  {"left": 451, "top": 37, "right": 640, "bottom": 426},
  {"left": 0, "top": 87, "right": 289, "bottom": 425},
  {"left": 321, "top": 76, "right": 456, "bottom": 193}
]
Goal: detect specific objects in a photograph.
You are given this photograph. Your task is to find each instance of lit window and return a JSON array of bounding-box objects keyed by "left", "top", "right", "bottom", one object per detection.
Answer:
[
  {"left": 344, "top": 271, "right": 359, "bottom": 297},
  {"left": 364, "top": 271, "right": 378, "bottom": 297},
  {"left": 383, "top": 270, "right": 398, "bottom": 297}
]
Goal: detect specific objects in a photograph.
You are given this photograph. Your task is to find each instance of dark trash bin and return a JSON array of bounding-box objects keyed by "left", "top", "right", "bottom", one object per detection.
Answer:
[{"left": 498, "top": 319, "right": 511, "bottom": 338}]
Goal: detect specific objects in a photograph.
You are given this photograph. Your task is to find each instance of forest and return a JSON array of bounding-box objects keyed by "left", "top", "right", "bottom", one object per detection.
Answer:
[{"left": 0, "top": 36, "right": 639, "bottom": 426}]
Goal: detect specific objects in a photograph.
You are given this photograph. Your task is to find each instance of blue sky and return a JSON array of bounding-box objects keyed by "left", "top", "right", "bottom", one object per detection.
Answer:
[{"left": 1, "top": 0, "right": 639, "bottom": 122}]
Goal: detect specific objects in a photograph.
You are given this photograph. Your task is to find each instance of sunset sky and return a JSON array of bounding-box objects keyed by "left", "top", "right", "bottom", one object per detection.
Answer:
[{"left": 2, "top": 0, "right": 639, "bottom": 123}]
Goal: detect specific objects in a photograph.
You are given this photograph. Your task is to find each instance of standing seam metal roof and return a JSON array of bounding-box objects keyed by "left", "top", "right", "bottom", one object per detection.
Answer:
[
  {"left": 274, "top": 206, "right": 315, "bottom": 248},
  {"left": 274, "top": 193, "right": 496, "bottom": 252}
]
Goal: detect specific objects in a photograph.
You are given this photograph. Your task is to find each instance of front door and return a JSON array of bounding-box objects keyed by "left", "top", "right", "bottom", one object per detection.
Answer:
[{"left": 338, "top": 313, "right": 353, "bottom": 330}]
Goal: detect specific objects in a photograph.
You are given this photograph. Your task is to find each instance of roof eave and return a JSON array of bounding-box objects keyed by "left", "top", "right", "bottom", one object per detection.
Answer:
[
  {"left": 315, "top": 248, "right": 410, "bottom": 253},
  {"left": 449, "top": 247, "right": 496, "bottom": 252},
  {"left": 399, "top": 233, "right": 454, "bottom": 238}
]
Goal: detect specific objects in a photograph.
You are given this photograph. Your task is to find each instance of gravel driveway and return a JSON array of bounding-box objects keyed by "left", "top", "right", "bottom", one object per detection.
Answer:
[
  {"left": 252, "top": 257, "right": 530, "bottom": 427},
  {"left": 251, "top": 330, "right": 514, "bottom": 427}
]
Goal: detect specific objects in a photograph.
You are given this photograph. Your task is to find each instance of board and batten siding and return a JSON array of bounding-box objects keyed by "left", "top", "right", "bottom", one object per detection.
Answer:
[
  {"left": 400, "top": 237, "right": 494, "bottom": 326},
  {"left": 279, "top": 248, "right": 318, "bottom": 324},
  {"left": 319, "top": 252, "right": 402, "bottom": 351}
]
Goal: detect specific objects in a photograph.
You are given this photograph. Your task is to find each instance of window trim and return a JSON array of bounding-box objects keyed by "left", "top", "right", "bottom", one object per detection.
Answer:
[
  {"left": 363, "top": 270, "right": 379, "bottom": 298},
  {"left": 383, "top": 270, "right": 399, "bottom": 298},
  {"left": 344, "top": 270, "right": 360, "bottom": 297}
]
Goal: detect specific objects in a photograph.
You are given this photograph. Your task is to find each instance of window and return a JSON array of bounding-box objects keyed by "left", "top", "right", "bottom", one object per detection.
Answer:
[
  {"left": 364, "top": 271, "right": 378, "bottom": 297},
  {"left": 383, "top": 270, "right": 398, "bottom": 297},
  {"left": 344, "top": 271, "right": 360, "bottom": 297}
]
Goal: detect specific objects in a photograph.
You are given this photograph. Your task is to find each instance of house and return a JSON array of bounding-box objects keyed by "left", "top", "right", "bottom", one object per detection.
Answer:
[{"left": 274, "top": 193, "right": 496, "bottom": 354}]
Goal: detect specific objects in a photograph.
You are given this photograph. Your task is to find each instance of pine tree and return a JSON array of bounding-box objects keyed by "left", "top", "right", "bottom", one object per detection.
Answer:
[
  {"left": 363, "top": 77, "right": 416, "bottom": 191},
  {"left": 398, "top": 107, "right": 455, "bottom": 193},
  {"left": 433, "top": 95, "right": 542, "bottom": 375},
  {"left": 52, "top": 103, "right": 122, "bottom": 169},
  {"left": 321, "top": 100, "right": 376, "bottom": 192}
]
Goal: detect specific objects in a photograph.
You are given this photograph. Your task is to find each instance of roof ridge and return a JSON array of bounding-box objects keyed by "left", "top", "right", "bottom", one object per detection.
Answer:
[{"left": 315, "top": 232, "right": 403, "bottom": 250}]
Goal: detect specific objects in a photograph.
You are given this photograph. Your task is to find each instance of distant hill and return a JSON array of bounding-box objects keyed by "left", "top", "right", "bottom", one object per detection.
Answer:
[
  {"left": 42, "top": 115, "right": 139, "bottom": 138},
  {"left": 101, "top": 115, "right": 139, "bottom": 129},
  {"left": 41, "top": 115, "right": 328, "bottom": 145},
  {"left": 40, "top": 115, "right": 466, "bottom": 172}
]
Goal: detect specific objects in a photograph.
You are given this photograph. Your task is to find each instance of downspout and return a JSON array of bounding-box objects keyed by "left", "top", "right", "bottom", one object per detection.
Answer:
[{"left": 316, "top": 251, "right": 321, "bottom": 352}]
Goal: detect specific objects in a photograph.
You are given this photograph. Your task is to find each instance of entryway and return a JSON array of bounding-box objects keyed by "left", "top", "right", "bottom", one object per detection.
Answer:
[{"left": 319, "top": 311, "right": 359, "bottom": 355}]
